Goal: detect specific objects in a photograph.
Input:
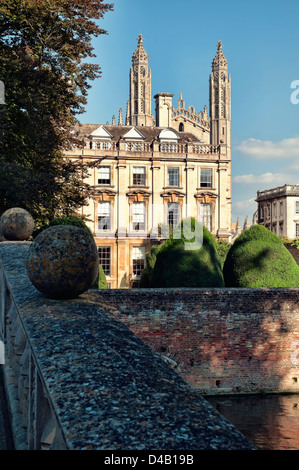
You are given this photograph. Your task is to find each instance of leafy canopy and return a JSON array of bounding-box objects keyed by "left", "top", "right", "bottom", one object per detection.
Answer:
[{"left": 0, "top": 0, "right": 113, "bottom": 226}]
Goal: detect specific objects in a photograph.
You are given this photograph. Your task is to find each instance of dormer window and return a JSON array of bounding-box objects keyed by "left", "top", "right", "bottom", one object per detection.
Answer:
[
  {"left": 123, "top": 127, "right": 146, "bottom": 151},
  {"left": 89, "top": 125, "right": 112, "bottom": 150},
  {"left": 159, "top": 128, "right": 179, "bottom": 153}
]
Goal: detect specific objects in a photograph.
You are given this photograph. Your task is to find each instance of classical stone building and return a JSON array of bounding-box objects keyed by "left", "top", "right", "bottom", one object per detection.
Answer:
[
  {"left": 256, "top": 185, "right": 299, "bottom": 239},
  {"left": 64, "top": 35, "right": 232, "bottom": 288}
]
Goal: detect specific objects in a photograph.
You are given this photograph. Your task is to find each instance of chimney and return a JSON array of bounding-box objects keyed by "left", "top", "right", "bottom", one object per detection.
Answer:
[{"left": 154, "top": 93, "right": 174, "bottom": 127}]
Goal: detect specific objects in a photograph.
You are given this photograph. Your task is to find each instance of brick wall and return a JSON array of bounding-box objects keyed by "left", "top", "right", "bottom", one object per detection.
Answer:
[{"left": 98, "top": 288, "right": 299, "bottom": 395}]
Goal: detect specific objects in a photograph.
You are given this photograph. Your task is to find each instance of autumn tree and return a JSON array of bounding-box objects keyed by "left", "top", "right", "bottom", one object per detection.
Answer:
[{"left": 0, "top": 0, "right": 113, "bottom": 226}]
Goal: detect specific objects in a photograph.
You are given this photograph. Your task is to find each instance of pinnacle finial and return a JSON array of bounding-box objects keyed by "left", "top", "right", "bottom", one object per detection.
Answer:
[
  {"left": 137, "top": 34, "right": 144, "bottom": 47},
  {"left": 212, "top": 40, "right": 228, "bottom": 70}
]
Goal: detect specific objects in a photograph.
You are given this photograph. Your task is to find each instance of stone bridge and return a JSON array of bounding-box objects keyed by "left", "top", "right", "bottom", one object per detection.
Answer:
[{"left": 0, "top": 242, "right": 254, "bottom": 450}]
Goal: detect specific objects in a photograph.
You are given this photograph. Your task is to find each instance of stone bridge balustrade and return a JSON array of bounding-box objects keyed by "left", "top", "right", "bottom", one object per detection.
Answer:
[
  {"left": 0, "top": 241, "right": 254, "bottom": 451},
  {"left": 0, "top": 260, "right": 67, "bottom": 450}
]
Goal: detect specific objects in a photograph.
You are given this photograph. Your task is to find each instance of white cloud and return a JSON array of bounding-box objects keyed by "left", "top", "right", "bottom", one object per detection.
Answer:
[
  {"left": 236, "top": 136, "right": 299, "bottom": 159},
  {"left": 232, "top": 172, "right": 287, "bottom": 185},
  {"left": 232, "top": 198, "right": 256, "bottom": 209}
]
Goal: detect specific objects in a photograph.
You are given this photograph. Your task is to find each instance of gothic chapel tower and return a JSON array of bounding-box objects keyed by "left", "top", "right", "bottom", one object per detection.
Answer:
[
  {"left": 209, "top": 41, "right": 231, "bottom": 158},
  {"left": 209, "top": 41, "right": 232, "bottom": 240},
  {"left": 126, "top": 35, "right": 154, "bottom": 126}
]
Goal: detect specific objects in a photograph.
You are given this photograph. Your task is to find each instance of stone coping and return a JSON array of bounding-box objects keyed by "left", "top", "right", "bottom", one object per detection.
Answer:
[{"left": 0, "top": 242, "right": 254, "bottom": 450}]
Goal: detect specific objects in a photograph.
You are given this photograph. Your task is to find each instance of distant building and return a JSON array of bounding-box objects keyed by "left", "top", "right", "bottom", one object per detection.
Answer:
[
  {"left": 256, "top": 184, "right": 299, "bottom": 239},
  {"left": 64, "top": 35, "right": 232, "bottom": 287}
]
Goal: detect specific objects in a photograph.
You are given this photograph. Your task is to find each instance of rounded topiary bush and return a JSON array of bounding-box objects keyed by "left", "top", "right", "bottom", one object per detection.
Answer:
[
  {"left": 223, "top": 224, "right": 299, "bottom": 287},
  {"left": 150, "top": 218, "right": 224, "bottom": 288},
  {"left": 140, "top": 243, "right": 163, "bottom": 287},
  {"left": 34, "top": 215, "right": 93, "bottom": 239}
]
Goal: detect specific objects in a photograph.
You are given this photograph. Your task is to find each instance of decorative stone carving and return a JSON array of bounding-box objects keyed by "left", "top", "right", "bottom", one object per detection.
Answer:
[
  {"left": 26, "top": 226, "right": 99, "bottom": 299},
  {"left": 0, "top": 207, "right": 35, "bottom": 241}
]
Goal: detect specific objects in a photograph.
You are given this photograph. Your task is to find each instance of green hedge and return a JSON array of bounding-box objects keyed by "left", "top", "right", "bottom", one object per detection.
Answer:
[
  {"left": 223, "top": 224, "right": 299, "bottom": 287},
  {"left": 150, "top": 218, "right": 224, "bottom": 288},
  {"left": 92, "top": 265, "right": 107, "bottom": 289},
  {"left": 140, "top": 243, "right": 163, "bottom": 287},
  {"left": 33, "top": 215, "right": 93, "bottom": 238}
]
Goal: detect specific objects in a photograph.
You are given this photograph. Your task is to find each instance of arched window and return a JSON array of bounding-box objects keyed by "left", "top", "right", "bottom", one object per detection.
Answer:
[{"left": 179, "top": 123, "right": 184, "bottom": 132}]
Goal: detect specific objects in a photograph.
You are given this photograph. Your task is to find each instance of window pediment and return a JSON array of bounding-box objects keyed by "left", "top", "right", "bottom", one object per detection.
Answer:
[
  {"left": 127, "top": 189, "right": 151, "bottom": 202},
  {"left": 161, "top": 190, "right": 185, "bottom": 203}
]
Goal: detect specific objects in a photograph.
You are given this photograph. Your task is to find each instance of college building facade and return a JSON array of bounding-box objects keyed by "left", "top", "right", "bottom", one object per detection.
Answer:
[
  {"left": 64, "top": 35, "right": 232, "bottom": 288},
  {"left": 256, "top": 184, "right": 299, "bottom": 239}
]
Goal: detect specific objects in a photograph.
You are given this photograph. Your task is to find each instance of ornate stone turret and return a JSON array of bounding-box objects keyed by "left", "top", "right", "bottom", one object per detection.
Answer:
[
  {"left": 209, "top": 41, "right": 232, "bottom": 241},
  {"left": 127, "top": 34, "right": 154, "bottom": 127},
  {"left": 209, "top": 41, "right": 231, "bottom": 153}
]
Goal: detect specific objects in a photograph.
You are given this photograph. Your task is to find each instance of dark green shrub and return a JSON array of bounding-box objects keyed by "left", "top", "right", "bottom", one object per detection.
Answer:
[
  {"left": 150, "top": 218, "right": 224, "bottom": 288},
  {"left": 140, "top": 243, "right": 163, "bottom": 287},
  {"left": 215, "top": 240, "right": 231, "bottom": 268},
  {"left": 34, "top": 215, "right": 93, "bottom": 238},
  {"left": 232, "top": 224, "right": 282, "bottom": 247},
  {"left": 223, "top": 224, "right": 299, "bottom": 287}
]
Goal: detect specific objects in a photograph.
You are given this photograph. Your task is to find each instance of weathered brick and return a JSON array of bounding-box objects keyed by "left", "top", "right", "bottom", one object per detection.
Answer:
[{"left": 99, "top": 288, "right": 299, "bottom": 395}]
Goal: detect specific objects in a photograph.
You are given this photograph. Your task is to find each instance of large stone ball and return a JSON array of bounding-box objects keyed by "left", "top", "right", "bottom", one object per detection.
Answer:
[
  {"left": 1, "top": 207, "right": 35, "bottom": 241},
  {"left": 26, "top": 225, "right": 99, "bottom": 299}
]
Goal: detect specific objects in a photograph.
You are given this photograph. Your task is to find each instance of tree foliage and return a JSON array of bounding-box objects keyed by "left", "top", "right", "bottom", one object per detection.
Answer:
[
  {"left": 0, "top": 0, "right": 113, "bottom": 226},
  {"left": 150, "top": 218, "right": 224, "bottom": 288},
  {"left": 223, "top": 224, "right": 299, "bottom": 287}
]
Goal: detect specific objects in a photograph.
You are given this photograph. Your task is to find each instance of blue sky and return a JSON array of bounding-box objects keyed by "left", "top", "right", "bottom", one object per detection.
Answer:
[{"left": 78, "top": 0, "right": 299, "bottom": 226}]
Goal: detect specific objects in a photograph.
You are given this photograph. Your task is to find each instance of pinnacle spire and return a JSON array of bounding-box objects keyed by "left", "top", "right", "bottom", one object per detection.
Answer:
[
  {"left": 212, "top": 40, "right": 228, "bottom": 71},
  {"left": 132, "top": 33, "right": 148, "bottom": 64}
]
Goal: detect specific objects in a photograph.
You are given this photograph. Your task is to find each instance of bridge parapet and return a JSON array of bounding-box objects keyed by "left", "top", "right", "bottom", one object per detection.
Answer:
[{"left": 0, "top": 242, "right": 253, "bottom": 450}]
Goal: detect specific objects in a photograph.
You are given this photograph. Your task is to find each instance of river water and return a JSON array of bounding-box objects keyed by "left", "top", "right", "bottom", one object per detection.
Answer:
[{"left": 207, "top": 394, "right": 299, "bottom": 450}]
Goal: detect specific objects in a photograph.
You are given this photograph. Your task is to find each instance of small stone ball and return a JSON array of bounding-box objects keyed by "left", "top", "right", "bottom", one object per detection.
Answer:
[
  {"left": 26, "top": 225, "right": 99, "bottom": 299},
  {"left": 1, "top": 207, "right": 35, "bottom": 241}
]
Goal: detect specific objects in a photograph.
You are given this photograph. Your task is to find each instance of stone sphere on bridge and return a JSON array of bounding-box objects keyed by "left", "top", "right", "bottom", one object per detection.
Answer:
[
  {"left": 0, "top": 207, "right": 35, "bottom": 241},
  {"left": 26, "top": 225, "right": 99, "bottom": 299}
]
